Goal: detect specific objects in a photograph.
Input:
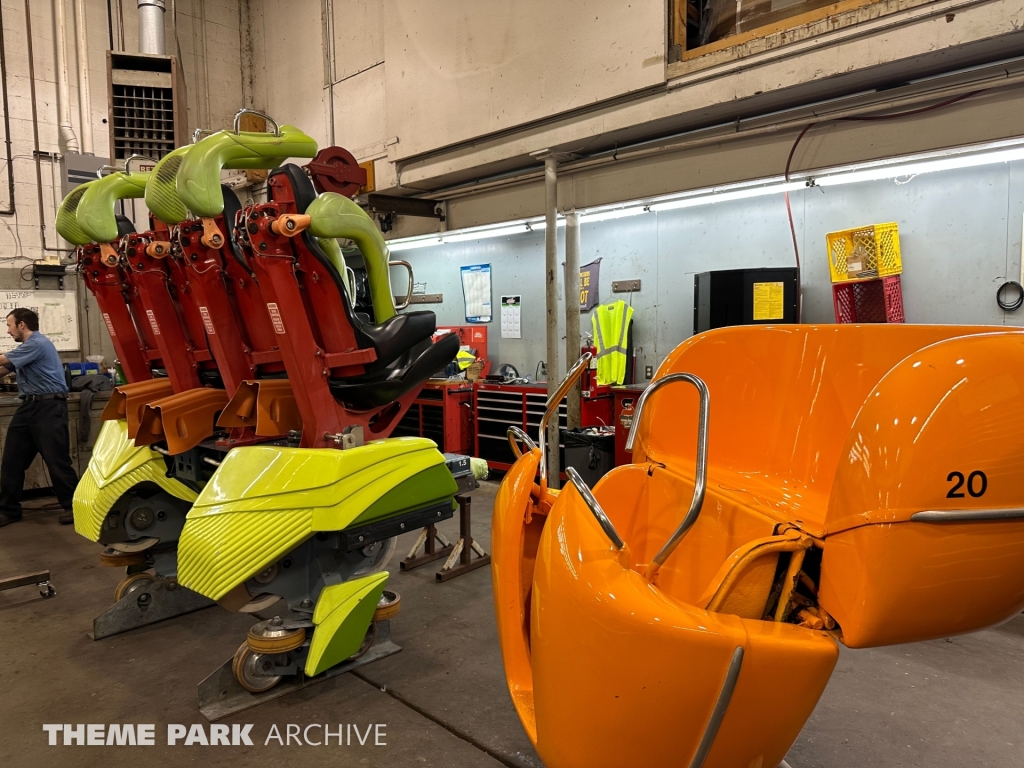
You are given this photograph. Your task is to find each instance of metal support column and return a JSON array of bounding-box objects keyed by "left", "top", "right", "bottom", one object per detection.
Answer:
[
  {"left": 564, "top": 211, "right": 582, "bottom": 430},
  {"left": 544, "top": 155, "right": 561, "bottom": 488}
]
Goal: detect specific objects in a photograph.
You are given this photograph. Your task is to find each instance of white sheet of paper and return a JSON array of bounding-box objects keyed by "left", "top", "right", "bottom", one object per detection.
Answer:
[
  {"left": 461, "top": 264, "right": 492, "bottom": 323},
  {"left": 500, "top": 295, "right": 521, "bottom": 339}
]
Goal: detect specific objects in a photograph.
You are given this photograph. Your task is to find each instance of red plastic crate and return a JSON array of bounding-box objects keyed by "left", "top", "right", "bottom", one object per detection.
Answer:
[{"left": 832, "top": 275, "right": 904, "bottom": 323}]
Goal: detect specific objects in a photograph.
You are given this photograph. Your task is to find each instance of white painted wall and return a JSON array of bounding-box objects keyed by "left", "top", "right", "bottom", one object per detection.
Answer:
[
  {"left": 0, "top": 0, "right": 243, "bottom": 359},
  {"left": 242, "top": 0, "right": 1024, "bottom": 237},
  {"left": 0, "top": 0, "right": 243, "bottom": 268},
  {"left": 381, "top": 0, "right": 666, "bottom": 161}
]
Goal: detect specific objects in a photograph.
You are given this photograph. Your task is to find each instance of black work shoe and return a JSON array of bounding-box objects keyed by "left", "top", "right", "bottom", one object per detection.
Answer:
[
  {"left": 59, "top": 511, "right": 74, "bottom": 525},
  {"left": 0, "top": 513, "right": 23, "bottom": 528}
]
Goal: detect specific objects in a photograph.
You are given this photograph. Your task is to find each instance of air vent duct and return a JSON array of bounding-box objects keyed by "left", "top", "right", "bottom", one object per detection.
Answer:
[{"left": 106, "top": 52, "right": 187, "bottom": 163}]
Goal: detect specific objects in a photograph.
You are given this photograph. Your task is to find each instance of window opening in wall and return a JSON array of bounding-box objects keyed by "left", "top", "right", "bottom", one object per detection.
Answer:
[{"left": 672, "top": 0, "right": 891, "bottom": 58}]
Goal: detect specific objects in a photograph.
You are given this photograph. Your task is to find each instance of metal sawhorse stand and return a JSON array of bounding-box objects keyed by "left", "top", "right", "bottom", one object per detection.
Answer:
[{"left": 401, "top": 493, "right": 490, "bottom": 582}]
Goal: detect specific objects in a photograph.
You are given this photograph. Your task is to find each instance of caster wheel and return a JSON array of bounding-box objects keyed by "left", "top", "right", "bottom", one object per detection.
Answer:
[
  {"left": 39, "top": 583, "right": 56, "bottom": 599},
  {"left": 373, "top": 590, "right": 401, "bottom": 622},
  {"left": 114, "top": 572, "right": 155, "bottom": 602},
  {"left": 100, "top": 548, "right": 147, "bottom": 567},
  {"left": 231, "top": 642, "right": 281, "bottom": 694},
  {"left": 348, "top": 623, "right": 377, "bottom": 661},
  {"left": 246, "top": 617, "right": 306, "bottom": 653}
]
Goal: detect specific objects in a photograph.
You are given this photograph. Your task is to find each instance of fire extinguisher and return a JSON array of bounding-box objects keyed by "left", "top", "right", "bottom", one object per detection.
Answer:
[
  {"left": 619, "top": 398, "right": 635, "bottom": 431},
  {"left": 581, "top": 337, "right": 597, "bottom": 394}
]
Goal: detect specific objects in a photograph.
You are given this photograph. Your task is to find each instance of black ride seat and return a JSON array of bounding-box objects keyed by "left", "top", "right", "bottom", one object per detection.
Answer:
[{"left": 269, "top": 165, "right": 458, "bottom": 411}]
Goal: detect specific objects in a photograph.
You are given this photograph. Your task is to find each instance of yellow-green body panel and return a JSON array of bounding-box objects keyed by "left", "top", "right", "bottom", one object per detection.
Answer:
[
  {"left": 78, "top": 172, "right": 150, "bottom": 243},
  {"left": 306, "top": 192, "right": 396, "bottom": 323},
  {"left": 177, "top": 438, "right": 450, "bottom": 600},
  {"left": 73, "top": 420, "right": 199, "bottom": 541},
  {"left": 350, "top": 462, "right": 456, "bottom": 526},
  {"left": 177, "top": 125, "right": 318, "bottom": 217},
  {"left": 305, "top": 572, "right": 388, "bottom": 676},
  {"left": 56, "top": 182, "right": 94, "bottom": 245}
]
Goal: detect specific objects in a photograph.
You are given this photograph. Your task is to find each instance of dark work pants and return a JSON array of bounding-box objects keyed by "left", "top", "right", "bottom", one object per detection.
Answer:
[{"left": 0, "top": 398, "right": 79, "bottom": 518}]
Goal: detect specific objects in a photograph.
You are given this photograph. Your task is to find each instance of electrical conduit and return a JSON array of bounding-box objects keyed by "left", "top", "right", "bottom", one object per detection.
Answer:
[{"left": 53, "top": 0, "right": 80, "bottom": 153}]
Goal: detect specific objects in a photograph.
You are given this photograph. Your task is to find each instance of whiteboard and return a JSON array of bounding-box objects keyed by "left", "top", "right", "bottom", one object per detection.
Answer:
[{"left": 0, "top": 291, "right": 79, "bottom": 352}]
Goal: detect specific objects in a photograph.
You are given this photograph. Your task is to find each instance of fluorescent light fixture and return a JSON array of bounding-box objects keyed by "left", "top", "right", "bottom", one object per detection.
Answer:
[
  {"left": 648, "top": 181, "right": 805, "bottom": 212},
  {"left": 527, "top": 218, "right": 566, "bottom": 231},
  {"left": 384, "top": 136, "right": 1024, "bottom": 252},
  {"left": 442, "top": 224, "right": 532, "bottom": 243},
  {"left": 388, "top": 237, "right": 443, "bottom": 252},
  {"left": 812, "top": 145, "right": 1024, "bottom": 187},
  {"left": 580, "top": 206, "right": 650, "bottom": 223}
]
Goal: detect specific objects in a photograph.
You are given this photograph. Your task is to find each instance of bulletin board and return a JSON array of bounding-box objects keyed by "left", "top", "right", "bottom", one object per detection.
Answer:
[{"left": 0, "top": 291, "right": 79, "bottom": 352}]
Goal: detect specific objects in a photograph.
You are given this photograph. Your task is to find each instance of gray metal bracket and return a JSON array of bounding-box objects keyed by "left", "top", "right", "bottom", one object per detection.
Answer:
[
  {"left": 91, "top": 578, "right": 215, "bottom": 640},
  {"left": 197, "top": 620, "right": 401, "bottom": 721}
]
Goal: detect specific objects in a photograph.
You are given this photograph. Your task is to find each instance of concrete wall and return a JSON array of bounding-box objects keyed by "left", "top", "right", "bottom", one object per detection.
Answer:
[
  {"left": 244, "top": 0, "right": 1024, "bottom": 221},
  {"left": 0, "top": 0, "right": 244, "bottom": 357},
  {"left": 397, "top": 158, "right": 1024, "bottom": 380}
]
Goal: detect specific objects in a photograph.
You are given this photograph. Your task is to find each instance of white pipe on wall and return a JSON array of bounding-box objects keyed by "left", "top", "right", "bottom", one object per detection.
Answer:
[
  {"left": 74, "top": 0, "right": 92, "bottom": 154},
  {"left": 53, "top": 0, "right": 80, "bottom": 153},
  {"left": 138, "top": 0, "right": 166, "bottom": 55}
]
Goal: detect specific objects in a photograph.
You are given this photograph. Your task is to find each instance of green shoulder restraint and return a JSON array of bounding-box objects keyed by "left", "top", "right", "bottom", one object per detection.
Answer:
[
  {"left": 78, "top": 172, "right": 149, "bottom": 244},
  {"left": 146, "top": 142, "right": 287, "bottom": 225},
  {"left": 177, "top": 124, "right": 318, "bottom": 217},
  {"left": 56, "top": 181, "right": 95, "bottom": 246},
  {"left": 144, "top": 146, "right": 192, "bottom": 225},
  {"left": 306, "top": 192, "right": 396, "bottom": 324}
]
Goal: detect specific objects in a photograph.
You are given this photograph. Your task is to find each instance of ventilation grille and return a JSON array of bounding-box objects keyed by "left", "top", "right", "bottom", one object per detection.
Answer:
[{"left": 111, "top": 83, "right": 176, "bottom": 161}]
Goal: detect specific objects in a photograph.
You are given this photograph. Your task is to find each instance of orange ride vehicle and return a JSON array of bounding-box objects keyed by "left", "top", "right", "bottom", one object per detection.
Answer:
[{"left": 492, "top": 324, "right": 1024, "bottom": 768}]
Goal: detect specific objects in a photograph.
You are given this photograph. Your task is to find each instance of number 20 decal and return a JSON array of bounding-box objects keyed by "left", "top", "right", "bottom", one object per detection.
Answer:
[{"left": 947, "top": 470, "right": 987, "bottom": 498}]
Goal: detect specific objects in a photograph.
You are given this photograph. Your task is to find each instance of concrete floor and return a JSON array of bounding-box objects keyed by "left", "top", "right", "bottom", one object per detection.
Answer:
[{"left": 1, "top": 482, "right": 1023, "bottom": 767}]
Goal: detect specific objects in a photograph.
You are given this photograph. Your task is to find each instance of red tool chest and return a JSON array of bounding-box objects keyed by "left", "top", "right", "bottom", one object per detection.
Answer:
[
  {"left": 392, "top": 380, "right": 474, "bottom": 454},
  {"left": 473, "top": 382, "right": 613, "bottom": 472}
]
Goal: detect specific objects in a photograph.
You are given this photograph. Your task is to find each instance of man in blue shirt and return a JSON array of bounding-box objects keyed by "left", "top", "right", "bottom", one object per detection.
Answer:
[{"left": 0, "top": 308, "right": 78, "bottom": 527}]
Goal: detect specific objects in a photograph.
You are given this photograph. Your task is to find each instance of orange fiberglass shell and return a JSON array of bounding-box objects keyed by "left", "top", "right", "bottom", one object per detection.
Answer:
[{"left": 492, "top": 325, "right": 1024, "bottom": 768}]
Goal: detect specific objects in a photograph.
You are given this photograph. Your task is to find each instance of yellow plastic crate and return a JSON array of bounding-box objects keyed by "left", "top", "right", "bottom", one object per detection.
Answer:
[{"left": 826, "top": 222, "right": 902, "bottom": 283}]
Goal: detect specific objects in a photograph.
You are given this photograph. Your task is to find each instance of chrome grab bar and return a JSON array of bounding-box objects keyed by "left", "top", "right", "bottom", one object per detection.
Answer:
[
  {"left": 625, "top": 373, "right": 710, "bottom": 581},
  {"left": 507, "top": 426, "right": 538, "bottom": 459},
  {"left": 911, "top": 508, "right": 1024, "bottom": 522},
  {"left": 389, "top": 260, "right": 414, "bottom": 310},
  {"left": 345, "top": 265, "right": 357, "bottom": 301},
  {"left": 123, "top": 154, "right": 148, "bottom": 173},
  {"left": 565, "top": 467, "right": 624, "bottom": 550},
  {"left": 538, "top": 353, "right": 593, "bottom": 487},
  {"left": 233, "top": 107, "right": 281, "bottom": 137}
]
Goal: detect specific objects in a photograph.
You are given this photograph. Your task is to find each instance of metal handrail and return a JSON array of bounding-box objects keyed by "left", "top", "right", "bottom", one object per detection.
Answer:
[
  {"left": 507, "top": 426, "right": 538, "bottom": 459},
  {"left": 389, "top": 260, "right": 414, "bottom": 310},
  {"left": 538, "top": 352, "right": 593, "bottom": 487},
  {"left": 565, "top": 467, "right": 624, "bottom": 550},
  {"left": 233, "top": 107, "right": 281, "bottom": 137},
  {"left": 624, "top": 373, "right": 710, "bottom": 581}
]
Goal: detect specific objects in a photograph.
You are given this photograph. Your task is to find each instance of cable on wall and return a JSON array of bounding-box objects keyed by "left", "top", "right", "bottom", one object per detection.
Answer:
[
  {"left": 0, "top": 1, "right": 17, "bottom": 215},
  {"left": 781, "top": 89, "right": 987, "bottom": 319}
]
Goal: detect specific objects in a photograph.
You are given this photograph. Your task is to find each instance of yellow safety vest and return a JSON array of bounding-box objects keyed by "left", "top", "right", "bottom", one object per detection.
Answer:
[
  {"left": 592, "top": 300, "right": 633, "bottom": 385},
  {"left": 456, "top": 348, "right": 476, "bottom": 371}
]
